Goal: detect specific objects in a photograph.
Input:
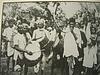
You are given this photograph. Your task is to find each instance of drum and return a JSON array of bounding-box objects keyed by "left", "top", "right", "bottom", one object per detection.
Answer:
[{"left": 24, "top": 41, "right": 43, "bottom": 66}]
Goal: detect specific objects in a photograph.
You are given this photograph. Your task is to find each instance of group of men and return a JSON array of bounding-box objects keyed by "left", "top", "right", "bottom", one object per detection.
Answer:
[{"left": 1, "top": 9, "right": 99, "bottom": 75}]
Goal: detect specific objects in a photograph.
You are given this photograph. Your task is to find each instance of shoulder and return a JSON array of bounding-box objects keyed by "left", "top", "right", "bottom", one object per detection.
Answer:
[
  {"left": 4, "top": 27, "right": 9, "bottom": 32},
  {"left": 34, "top": 29, "right": 39, "bottom": 33},
  {"left": 3, "top": 28, "right": 10, "bottom": 35},
  {"left": 44, "top": 29, "right": 49, "bottom": 34},
  {"left": 44, "top": 29, "right": 48, "bottom": 32},
  {"left": 14, "top": 33, "right": 20, "bottom": 39},
  {"left": 74, "top": 28, "right": 80, "bottom": 33}
]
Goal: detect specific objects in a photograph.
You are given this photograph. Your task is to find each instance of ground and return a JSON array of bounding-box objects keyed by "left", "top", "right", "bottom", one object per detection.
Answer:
[{"left": 0, "top": 56, "right": 58, "bottom": 75}]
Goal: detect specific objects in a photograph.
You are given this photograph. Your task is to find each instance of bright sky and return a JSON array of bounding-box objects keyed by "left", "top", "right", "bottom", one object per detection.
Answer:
[{"left": 59, "top": 2, "right": 82, "bottom": 18}]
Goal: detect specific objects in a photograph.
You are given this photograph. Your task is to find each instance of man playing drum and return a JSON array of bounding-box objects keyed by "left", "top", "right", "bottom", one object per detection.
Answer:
[{"left": 13, "top": 23, "right": 32, "bottom": 75}]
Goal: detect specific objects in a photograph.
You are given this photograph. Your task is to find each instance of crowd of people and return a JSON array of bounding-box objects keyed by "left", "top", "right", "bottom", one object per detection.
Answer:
[{"left": 1, "top": 5, "right": 100, "bottom": 75}]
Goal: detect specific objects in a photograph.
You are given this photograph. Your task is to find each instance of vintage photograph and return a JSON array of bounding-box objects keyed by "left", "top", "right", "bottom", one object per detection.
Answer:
[{"left": 1, "top": 1, "right": 100, "bottom": 75}]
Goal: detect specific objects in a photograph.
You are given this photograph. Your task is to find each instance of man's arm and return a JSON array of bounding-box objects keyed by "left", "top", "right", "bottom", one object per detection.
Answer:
[
  {"left": 36, "top": 35, "right": 45, "bottom": 43},
  {"left": 13, "top": 45, "right": 32, "bottom": 55},
  {"left": 13, "top": 35, "right": 27, "bottom": 53},
  {"left": 13, "top": 45, "right": 26, "bottom": 53},
  {"left": 32, "top": 30, "right": 36, "bottom": 40}
]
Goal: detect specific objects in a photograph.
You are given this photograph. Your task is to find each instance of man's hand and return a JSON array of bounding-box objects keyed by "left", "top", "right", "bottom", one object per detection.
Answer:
[
  {"left": 4, "top": 37, "right": 10, "bottom": 42},
  {"left": 46, "top": 57, "right": 51, "bottom": 64},
  {"left": 25, "top": 50, "right": 33, "bottom": 55},
  {"left": 28, "top": 40, "right": 32, "bottom": 44}
]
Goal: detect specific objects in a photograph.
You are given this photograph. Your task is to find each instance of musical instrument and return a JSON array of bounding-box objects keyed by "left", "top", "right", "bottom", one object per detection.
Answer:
[{"left": 24, "top": 41, "right": 43, "bottom": 66}]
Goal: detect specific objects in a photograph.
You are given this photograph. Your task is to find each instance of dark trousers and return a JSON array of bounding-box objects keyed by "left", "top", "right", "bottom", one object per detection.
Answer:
[
  {"left": 73, "top": 58, "right": 82, "bottom": 75},
  {"left": 86, "top": 68, "right": 93, "bottom": 75},
  {"left": 62, "top": 57, "right": 69, "bottom": 75},
  {"left": 7, "top": 55, "right": 15, "bottom": 71},
  {"left": 51, "top": 41, "right": 64, "bottom": 75}
]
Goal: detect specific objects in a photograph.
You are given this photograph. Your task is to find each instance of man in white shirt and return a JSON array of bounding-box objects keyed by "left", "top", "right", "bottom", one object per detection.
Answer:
[
  {"left": 32, "top": 19, "right": 50, "bottom": 75},
  {"left": 32, "top": 19, "right": 49, "bottom": 49},
  {"left": 13, "top": 24, "right": 32, "bottom": 75},
  {"left": 63, "top": 18, "right": 79, "bottom": 75},
  {"left": 2, "top": 19, "right": 17, "bottom": 71}
]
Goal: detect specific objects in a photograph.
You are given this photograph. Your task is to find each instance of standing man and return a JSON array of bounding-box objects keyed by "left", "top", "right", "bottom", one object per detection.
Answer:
[
  {"left": 73, "top": 22, "right": 87, "bottom": 75},
  {"left": 32, "top": 19, "right": 50, "bottom": 75},
  {"left": 63, "top": 18, "right": 79, "bottom": 75},
  {"left": 13, "top": 24, "right": 32, "bottom": 75},
  {"left": 2, "top": 19, "right": 17, "bottom": 71},
  {"left": 83, "top": 23, "right": 97, "bottom": 75}
]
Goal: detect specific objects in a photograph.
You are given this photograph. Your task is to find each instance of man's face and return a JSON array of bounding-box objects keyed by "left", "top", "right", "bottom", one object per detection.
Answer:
[
  {"left": 96, "top": 21, "right": 99, "bottom": 26},
  {"left": 69, "top": 22, "right": 75, "bottom": 31},
  {"left": 17, "top": 25, "right": 24, "bottom": 34},
  {"left": 75, "top": 23, "right": 80, "bottom": 28},
  {"left": 91, "top": 27, "right": 96, "bottom": 34},
  {"left": 22, "top": 23, "right": 28, "bottom": 32},
  {"left": 17, "top": 20, "right": 21, "bottom": 25},
  {"left": 80, "top": 21, "right": 84, "bottom": 28},
  {"left": 18, "top": 28, "right": 23, "bottom": 34},
  {"left": 9, "top": 22, "right": 13, "bottom": 28},
  {"left": 38, "top": 24, "right": 44, "bottom": 29},
  {"left": 5, "top": 21, "right": 9, "bottom": 27}
]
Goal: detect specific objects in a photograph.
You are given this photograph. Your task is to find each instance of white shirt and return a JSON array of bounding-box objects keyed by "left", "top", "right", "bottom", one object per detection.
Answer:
[
  {"left": 3, "top": 27, "right": 16, "bottom": 41},
  {"left": 2, "top": 27, "right": 17, "bottom": 56},
  {"left": 64, "top": 31, "right": 79, "bottom": 57},
  {"left": 13, "top": 33, "right": 26, "bottom": 60},
  {"left": 49, "top": 29, "right": 56, "bottom": 41},
  {"left": 63, "top": 26, "right": 82, "bottom": 48},
  {"left": 63, "top": 26, "right": 79, "bottom": 57},
  {"left": 74, "top": 27, "right": 82, "bottom": 48},
  {"left": 32, "top": 28, "right": 50, "bottom": 42}
]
